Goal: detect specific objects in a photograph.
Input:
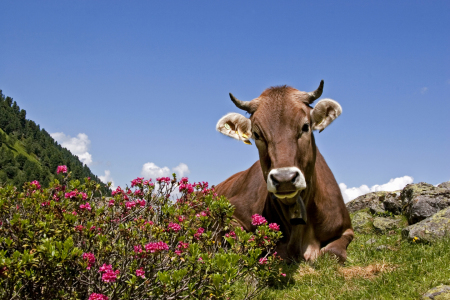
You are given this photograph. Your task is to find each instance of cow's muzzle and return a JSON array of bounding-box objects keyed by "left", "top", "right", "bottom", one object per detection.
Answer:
[{"left": 267, "top": 167, "right": 307, "bottom": 198}]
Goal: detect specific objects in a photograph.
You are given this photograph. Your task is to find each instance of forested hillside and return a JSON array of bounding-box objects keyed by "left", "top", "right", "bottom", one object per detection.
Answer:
[{"left": 0, "top": 89, "right": 110, "bottom": 194}]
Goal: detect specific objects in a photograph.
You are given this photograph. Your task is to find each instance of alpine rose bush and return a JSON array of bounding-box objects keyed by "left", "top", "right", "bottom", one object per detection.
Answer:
[{"left": 0, "top": 167, "right": 283, "bottom": 299}]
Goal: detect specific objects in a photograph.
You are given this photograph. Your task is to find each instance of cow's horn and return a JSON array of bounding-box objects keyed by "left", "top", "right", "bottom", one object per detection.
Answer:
[
  {"left": 229, "top": 93, "right": 255, "bottom": 113},
  {"left": 307, "top": 80, "right": 324, "bottom": 104}
]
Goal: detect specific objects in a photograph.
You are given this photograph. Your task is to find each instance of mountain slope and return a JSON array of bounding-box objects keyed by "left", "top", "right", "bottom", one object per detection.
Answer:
[{"left": 0, "top": 89, "right": 110, "bottom": 194}]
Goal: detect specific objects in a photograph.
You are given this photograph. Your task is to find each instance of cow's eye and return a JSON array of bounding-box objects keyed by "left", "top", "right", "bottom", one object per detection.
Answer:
[
  {"left": 253, "top": 131, "right": 260, "bottom": 140},
  {"left": 302, "top": 124, "right": 309, "bottom": 133}
]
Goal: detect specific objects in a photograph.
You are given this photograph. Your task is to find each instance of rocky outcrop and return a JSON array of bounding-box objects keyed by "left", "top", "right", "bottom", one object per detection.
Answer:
[
  {"left": 372, "top": 217, "right": 404, "bottom": 233},
  {"left": 402, "top": 182, "right": 450, "bottom": 224},
  {"left": 352, "top": 211, "right": 373, "bottom": 234},
  {"left": 346, "top": 191, "right": 402, "bottom": 215},
  {"left": 422, "top": 285, "right": 450, "bottom": 299},
  {"left": 402, "top": 207, "right": 450, "bottom": 243},
  {"left": 347, "top": 181, "right": 450, "bottom": 243}
]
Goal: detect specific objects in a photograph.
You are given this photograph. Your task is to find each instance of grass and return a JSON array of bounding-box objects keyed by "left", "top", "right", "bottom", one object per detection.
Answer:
[{"left": 233, "top": 229, "right": 450, "bottom": 300}]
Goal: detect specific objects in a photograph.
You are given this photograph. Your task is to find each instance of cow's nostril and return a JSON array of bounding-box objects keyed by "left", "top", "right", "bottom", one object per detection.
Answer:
[
  {"left": 270, "top": 174, "right": 280, "bottom": 187},
  {"left": 291, "top": 172, "right": 299, "bottom": 184}
]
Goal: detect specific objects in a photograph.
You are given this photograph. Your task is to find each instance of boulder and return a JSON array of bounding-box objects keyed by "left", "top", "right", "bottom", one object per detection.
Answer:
[
  {"left": 438, "top": 181, "right": 450, "bottom": 189},
  {"left": 402, "top": 182, "right": 450, "bottom": 224},
  {"left": 422, "top": 285, "right": 450, "bottom": 299},
  {"left": 351, "top": 211, "right": 373, "bottom": 234},
  {"left": 372, "top": 217, "right": 404, "bottom": 233},
  {"left": 402, "top": 207, "right": 450, "bottom": 243},
  {"left": 346, "top": 191, "right": 402, "bottom": 215}
]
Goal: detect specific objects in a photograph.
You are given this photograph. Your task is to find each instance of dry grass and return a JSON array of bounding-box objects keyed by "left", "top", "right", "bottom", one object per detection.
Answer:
[
  {"left": 293, "top": 264, "right": 318, "bottom": 280},
  {"left": 339, "top": 263, "right": 397, "bottom": 280}
]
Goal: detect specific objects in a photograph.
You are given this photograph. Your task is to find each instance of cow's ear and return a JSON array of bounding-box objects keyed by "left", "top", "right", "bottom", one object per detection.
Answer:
[
  {"left": 216, "top": 113, "right": 253, "bottom": 145},
  {"left": 311, "top": 99, "right": 342, "bottom": 132}
]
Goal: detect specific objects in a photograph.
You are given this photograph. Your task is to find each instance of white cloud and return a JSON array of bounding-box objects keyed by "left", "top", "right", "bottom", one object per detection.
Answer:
[
  {"left": 140, "top": 162, "right": 190, "bottom": 180},
  {"left": 420, "top": 87, "right": 428, "bottom": 94},
  {"left": 99, "top": 170, "right": 116, "bottom": 190},
  {"left": 141, "top": 162, "right": 171, "bottom": 178},
  {"left": 51, "top": 132, "right": 93, "bottom": 166},
  {"left": 340, "top": 175, "right": 414, "bottom": 203},
  {"left": 172, "top": 163, "right": 190, "bottom": 178}
]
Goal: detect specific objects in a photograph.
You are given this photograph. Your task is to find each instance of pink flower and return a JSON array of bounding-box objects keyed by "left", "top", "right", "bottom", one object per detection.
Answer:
[
  {"left": 251, "top": 214, "right": 267, "bottom": 226},
  {"left": 134, "top": 245, "right": 143, "bottom": 254},
  {"left": 88, "top": 293, "right": 108, "bottom": 300},
  {"left": 99, "top": 264, "right": 113, "bottom": 273},
  {"left": 102, "top": 269, "right": 119, "bottom": 283},
  {"left": 281, "top": 273, "right": 286, "bottom": 277},
  {"left": 269, "top": 223, "right": 280, "bottom": 231},
  {"left": 178, "top": 216, "right": 185, "bottom": 222},
  {"left": 75, "top": 225, "right": 84, "bottom": 231},
  {"left": 157, "top": 177, "right": 171, "bottom": 183},
  {"left": 145, "top": 241, "right": 169, "bottom": 253},
  {"left": 144, "top": 220, "right": 154, "bottom": 226},
  {"left": 179, "top": 181, "right": 195, "bottom": 194},
  {"left": 30, "top": 180, "right": 41, "bottom": 189},
  {"left": 168, "top": 222, "right": 181, "bottom": 232},
  {"left": 136, "top": 267, "right": 145, "bottom": 278},
  {"left": 65, "top": 191, "right": 78, "bottom": 199},
  {"left": 56, "top": 165, "right": 68, "bottom": 174},
  {"left": 259, "top": 257, "right": 268, "bottom": 265},
  {"left": 79, "top": 192, "right": 87, "bottom": 200},
  {"left": 137, "top": 199, "right": 146, "bottom": 207},
  {"left": 111, "top": 186, "right": 123, "bottom": 196},
  {"left": 194, "top": 227, "right": 205, "bottom": 240},
  {"left": 83, "top": 252, "right": 95, "bottom": 269},
  {"left": 80, "top": 202, "right": 92, "bottom": 211},
  {"left": 225, "top": 231, "right": 236, "bottom": 239},
  {"left": 196, "top": 210, "right": 210, "bottom": 217},
  {"left": 125, "top": 201, "right": 136, "bottom": 210},
  {"left": 177, "top": 241, "right": 189, "bottom": 253},
  {"left": 131, "top": 177, "right": 144, "bottom": 187},
  {"left": 108, "top": 199, "right": 115, "bottom": 206}
]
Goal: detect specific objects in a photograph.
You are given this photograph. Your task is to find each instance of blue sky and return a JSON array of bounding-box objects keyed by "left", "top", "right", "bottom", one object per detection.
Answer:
[{"left": 1, "top": 1, "right": 449, "bottom": 201}]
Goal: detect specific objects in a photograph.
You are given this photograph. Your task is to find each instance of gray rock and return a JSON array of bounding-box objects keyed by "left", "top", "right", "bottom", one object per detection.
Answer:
[
  {"left": 422, "top": 285, "right": 450, "bottom": 299},
  {"left": 369, "top": 201, "right": 386, "bottom": 215},
  {"left": 402, "top": 182, "right": 450, "bottom": 224},
  {"left": 376, "top": 245, "right": 387, "bottom": 251},
  {"left": 383, "top": 192, "right": 403, "bottom": 215},
  {"left": 366, "top": 238, "right": 376, "bottom": 244},
  {"left": 402, "top": 207, "right": 450, "bottom": 243},
  {"left": 351, "top": 211, "right": 373, "bottom": 234},
  {"left": 346, "top": 191, "right": 401, "bottom": 215},
  {"left": 373, "top": 217, "right": 403, "bottom": 233}
]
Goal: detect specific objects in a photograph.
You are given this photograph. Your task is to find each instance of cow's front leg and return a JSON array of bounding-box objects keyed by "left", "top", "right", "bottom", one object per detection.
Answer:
[
  {"left": 320, "top": 228, "right": 354, "bottom": 263},
  {"left": 299, "top": 225, "right": 321, "bottom": 261}
]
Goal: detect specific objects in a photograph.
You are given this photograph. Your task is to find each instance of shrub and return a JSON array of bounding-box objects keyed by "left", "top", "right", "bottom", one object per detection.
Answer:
[{"left": 0, "top": 167, "right": 283, "bottom": 299}]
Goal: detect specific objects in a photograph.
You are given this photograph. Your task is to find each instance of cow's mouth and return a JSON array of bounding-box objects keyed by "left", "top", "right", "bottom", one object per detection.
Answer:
[{"left": 274, "top": 190, "right": 298, "bottom": 199}]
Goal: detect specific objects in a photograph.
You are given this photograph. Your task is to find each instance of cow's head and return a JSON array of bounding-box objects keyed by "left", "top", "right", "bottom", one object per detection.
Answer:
[{"left": 216, "top": 81, "right": 342, "bottom": 223}]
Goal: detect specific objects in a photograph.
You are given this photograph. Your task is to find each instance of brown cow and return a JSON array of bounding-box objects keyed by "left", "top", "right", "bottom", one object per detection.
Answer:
[{"left": 214, "top": 81, "right": 353, "bottom": 263}]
